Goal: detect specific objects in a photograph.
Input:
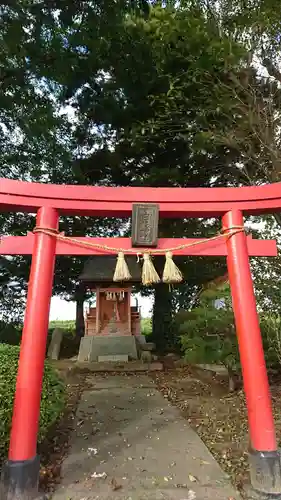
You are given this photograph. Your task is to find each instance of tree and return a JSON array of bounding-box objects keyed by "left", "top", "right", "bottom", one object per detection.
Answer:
[
  {"left": 196, "top": 0, "right": 281, "bottom": 72},
  {"left": 203, "top": 68, "right": 281, "bottom": 191},
  {"left": 60, "top": 4, "right": 247, "bottom": 189},
  {"left": 190, "top": 2, "right": 281, "bottom": 211},
  {"left": 0, "top": 1, "right": 72, "bottom": 182},
  {"left": 0, "top": 1, "right": 138, "bottom": 323},
  {"left": 0, "top": 256, "right": 27, "bottom": 324},
  {"left": 3, "top": 0, "right": 280, "bottom": 345},
  {"left": 0, "top": 2, "right": 77, "bottom": 319},
  {"left": 56, "top": 3, "right": 247, "bottom": 342},
  {"left": 250, "top": 216, "right": 281, "bottom": 314}
]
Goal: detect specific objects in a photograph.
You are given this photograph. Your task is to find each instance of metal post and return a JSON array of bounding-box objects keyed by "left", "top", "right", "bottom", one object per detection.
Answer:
[{"left": 223, "top": 210, "right": 281, "bottom": 496}]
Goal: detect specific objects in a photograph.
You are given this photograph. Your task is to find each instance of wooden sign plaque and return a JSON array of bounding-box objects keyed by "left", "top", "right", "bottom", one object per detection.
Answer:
[{"left": 131, "top": 203, "right": 159, "bottom": 247}]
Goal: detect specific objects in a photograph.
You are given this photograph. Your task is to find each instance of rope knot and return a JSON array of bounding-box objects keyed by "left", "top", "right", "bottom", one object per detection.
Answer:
[
  {"left": 33, "top": 226, "right": 59, "bottom": 235},
  {"left": 221, "top": 225, "right": 245, "bottom": 236}
]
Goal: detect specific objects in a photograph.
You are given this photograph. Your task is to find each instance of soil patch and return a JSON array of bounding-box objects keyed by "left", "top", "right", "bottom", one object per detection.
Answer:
[{"left": 152, "top": 366, "right": 281, "bottom": 498}]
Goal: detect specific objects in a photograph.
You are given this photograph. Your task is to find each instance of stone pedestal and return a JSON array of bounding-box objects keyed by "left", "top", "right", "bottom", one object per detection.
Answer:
[{"left": 78, "top": 335, "right": 138, "bottom": 362}]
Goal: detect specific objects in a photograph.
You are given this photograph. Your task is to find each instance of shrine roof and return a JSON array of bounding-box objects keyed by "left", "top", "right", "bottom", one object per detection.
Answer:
[{"left": 79, "top": 255, "right": 142, "bottom": 283}]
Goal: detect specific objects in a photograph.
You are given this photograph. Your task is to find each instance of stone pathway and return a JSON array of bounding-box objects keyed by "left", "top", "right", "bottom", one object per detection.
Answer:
[{"left": 52, "top": 374, "right": 240, "bottom": 500}]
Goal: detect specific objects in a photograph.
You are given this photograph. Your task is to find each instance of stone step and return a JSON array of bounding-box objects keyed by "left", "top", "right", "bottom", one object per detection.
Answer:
[{"left": 73, "top": 361, "right": 163, "bottom": 372}]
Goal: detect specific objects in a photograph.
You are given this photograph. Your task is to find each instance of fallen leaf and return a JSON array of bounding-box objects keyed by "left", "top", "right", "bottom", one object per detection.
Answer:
[
  {"left": 111, "top": 477, "right": 122, "bottom": 491},
  {"left": 87, "top": 447, "right": 98, "bottom": 455},
  {"left": 188, "top": 474, "right": 197, "bottom": 483},
  {"left": 187, "top": 490, "right": 197, "bottom": 500},
  {"left": 91, "top": 472, "right": 107, "bottom": 479}
]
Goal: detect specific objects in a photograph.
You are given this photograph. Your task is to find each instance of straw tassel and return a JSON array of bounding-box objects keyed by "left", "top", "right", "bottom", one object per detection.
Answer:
[
  {"left": 113, "top": 252, "right": 132, "bottom": 282},
  {"left": 162, "top": 251, "right": 183, "bottom": 284},
  {"left": 141, "top": 253, "right": 160, "bottom": 286}
]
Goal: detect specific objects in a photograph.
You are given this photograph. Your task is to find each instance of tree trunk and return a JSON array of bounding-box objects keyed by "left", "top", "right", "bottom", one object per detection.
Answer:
[
  {"left": 151, "top": 221, "right": 177, "bottom": 352},
  {"left": 75, "top": 284, "right": 85, "bottom": 338},
  {"left": 227, "top": 365, "right": 240, "bottom": 392},
  {"left": 152, "top": 276, "right": 174, "bottom": 352}
]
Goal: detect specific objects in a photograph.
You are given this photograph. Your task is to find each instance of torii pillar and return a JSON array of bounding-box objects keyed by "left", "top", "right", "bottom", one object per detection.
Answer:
[
  {"left": 1, "top": 177, "right": 281, "bottom": 498},
  {"left": 223, "top": 210, "right": 281, "bottom": 496},
  {"left": 2, "top": 207, "right": 59, "bottom": 500}
]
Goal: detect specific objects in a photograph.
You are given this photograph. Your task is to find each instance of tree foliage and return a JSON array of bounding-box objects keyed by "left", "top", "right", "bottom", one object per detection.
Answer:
[
  {"left": 1, "top": 0, "right": 281, "bottom": 340},
  {"left": 179, "top": 284, "right": 240, "bottom": 390}
]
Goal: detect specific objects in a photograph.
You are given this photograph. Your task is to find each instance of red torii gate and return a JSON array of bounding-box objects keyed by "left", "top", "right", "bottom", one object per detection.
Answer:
[{"left": 1, "top": 178, "right": 281, "bottom": 499}]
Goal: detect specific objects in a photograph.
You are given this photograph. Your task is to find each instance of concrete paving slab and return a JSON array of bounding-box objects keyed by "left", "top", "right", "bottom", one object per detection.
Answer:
[{"left": 51, "top": 375, "right": 240, "bottom": 500}]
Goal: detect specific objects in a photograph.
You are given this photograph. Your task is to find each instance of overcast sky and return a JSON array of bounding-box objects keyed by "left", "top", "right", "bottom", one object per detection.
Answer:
[{"left": 49, "top": 293, "right": 153, "bottom": 321}]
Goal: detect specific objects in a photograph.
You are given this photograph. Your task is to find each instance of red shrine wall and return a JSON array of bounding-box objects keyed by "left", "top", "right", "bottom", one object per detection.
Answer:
[{"left": 85, "top": 286, "right": 141, "bottom": 337}]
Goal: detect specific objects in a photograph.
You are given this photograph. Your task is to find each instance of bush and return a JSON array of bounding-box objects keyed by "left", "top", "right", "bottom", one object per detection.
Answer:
[
  {"left": 0, "top": 344, "right": 65, "bottom": 463},
  {"left": 141, "top": 318, "right": 152, "bottom": 336},
  {"left": 178, "top": 285, "right": 241, "bottom": 390},
  {"left": 260, "top": 314, "right": 281, "bottom": 370},
  {"left": 177, "top": 283, "right": 281, "bottom": 389},
  {"left": 180, "top": 308, "right": 240, "bottom": 389}
]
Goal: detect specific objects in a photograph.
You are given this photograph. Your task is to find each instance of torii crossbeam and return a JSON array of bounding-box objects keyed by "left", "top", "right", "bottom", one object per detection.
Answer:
[
  {"left": 0, "top": 232, "right": 277, "bottom": 256},
  {"left": 1, "top": 178, "right": 281, "bottom": 499}
]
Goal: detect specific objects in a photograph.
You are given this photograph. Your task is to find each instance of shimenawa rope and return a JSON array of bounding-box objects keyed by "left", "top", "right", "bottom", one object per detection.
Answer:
[{"left": 33, "top": 226, "right": 244, "bottom": 285}]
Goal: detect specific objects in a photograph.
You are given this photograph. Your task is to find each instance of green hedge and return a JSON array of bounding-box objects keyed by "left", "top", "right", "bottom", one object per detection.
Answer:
[{"left": 0, "top": 344, "right": 65, "bottom": 463}]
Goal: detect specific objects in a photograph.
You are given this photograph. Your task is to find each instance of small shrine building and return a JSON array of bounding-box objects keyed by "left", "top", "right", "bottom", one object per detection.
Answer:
[{"left": 78, "top": 255, "right": 144, "bottom": 362}]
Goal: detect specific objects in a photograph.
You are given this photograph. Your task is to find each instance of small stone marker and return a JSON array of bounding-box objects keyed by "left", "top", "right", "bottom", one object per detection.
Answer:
[
  {"left": 47, "top": 328, "right": 63, "bottom": 360},
  {"left": 141, "top": 351, "right": 152, "bottom": 363}
]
